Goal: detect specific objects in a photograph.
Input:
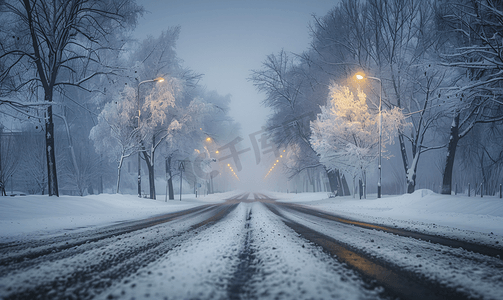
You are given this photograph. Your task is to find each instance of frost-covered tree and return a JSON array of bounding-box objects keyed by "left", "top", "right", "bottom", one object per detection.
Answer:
[
  {"left": 251, "top": 50, "right": 349, "bottom": 195},
  {"left": 308, "top": 0, "right": 446, "bottom": 193},
  {"left": 161, "top": 99, "right": 210, "bottom": 200},
  {"left": 310, "top": 84, "right": 406, "bottom": 197},
  {"left": 161, "top": 89, "right": 239, "bottom": 199},
  {"left": 437, "top": 0, "right": 503, "bottom": 194},
  {"left": 89, "top": 86, "right": 139, "bottom": 193},
  {"left": 123, "top": 29, "right": 203, "bottom": 199},
  {"left": 138, "top": 78, "right": 180, "bottom": 199},
  {"left": 90, "top": 78, "right": 217, "bottom": 199},
  {"left": 89, "top": 25, "right": 238, "bottom": 198},
  {"left": 0, "top": 0, "right": 142, "bottom": 196},
  {"left": 139, "top": 79, "right": 218, "bottom": 200}
]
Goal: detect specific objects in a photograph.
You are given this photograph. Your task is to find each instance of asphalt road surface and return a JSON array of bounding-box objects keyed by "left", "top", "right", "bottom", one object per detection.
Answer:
[{"left": 1, "top": 193, "right": 502, "bottom": 299}]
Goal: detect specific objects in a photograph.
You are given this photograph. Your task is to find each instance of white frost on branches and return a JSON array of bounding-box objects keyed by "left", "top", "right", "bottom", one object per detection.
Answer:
[
  {"left": 141, "top": 78, "right": 180, "bottom": 136},
  {"left": 89, "top": 86, "right": 138, "bottom": 164},
  {"left": 89, "top": 86, "right": 139, "bottom": 193},
  {"left": 310, "top": 84, "right": 407, "bottom": 180}
]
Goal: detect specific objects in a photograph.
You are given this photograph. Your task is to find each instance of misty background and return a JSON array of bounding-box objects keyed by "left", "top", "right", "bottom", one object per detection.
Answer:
[
  {"left": 132, "top": 0, "right": 337, "bottom": 190},
  {"left": 1, "top": 0, "right": 502, "bottom": 198}
]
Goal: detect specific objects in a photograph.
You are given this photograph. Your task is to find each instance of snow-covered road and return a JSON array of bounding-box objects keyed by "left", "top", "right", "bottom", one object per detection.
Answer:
[{"left": 1, "top": 193, "right": 502, "bottom": 300}]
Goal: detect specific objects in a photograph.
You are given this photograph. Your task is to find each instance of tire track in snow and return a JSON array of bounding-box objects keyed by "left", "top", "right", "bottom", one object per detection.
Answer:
[
  {"left": 244, "top": 199, "right": 385, "bottom": 300},
  {"left": 272, "top": 199, "right": 503, "bottom": 260},
  {"left": 0, "top": 193, "right": 250, "bottom": 266},
  {"left": 0, "top": 203, "right": 218, "bottom": 267},
  {"left": 0, "top": 200, "right": 240, "bottom": 300},
  {"left": 227, "top": 206, "right": 255, "bottom": 299},
  {"left": 263, "top": 202, "right": 462, "bottom": 300},
  {"left": 263, "top": 199, "right": 503, "bottom": 300},
  {"left": 99, "top": 200, "right": 252, "bottom": 300}
]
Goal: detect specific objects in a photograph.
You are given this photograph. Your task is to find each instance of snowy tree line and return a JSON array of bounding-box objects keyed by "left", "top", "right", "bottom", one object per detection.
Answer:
[
  {"left": 0, "top": 0, "right": 239, "bottom": 197},
  {"left": 252, "top": 0, "right": 503, "bottom": 196}
]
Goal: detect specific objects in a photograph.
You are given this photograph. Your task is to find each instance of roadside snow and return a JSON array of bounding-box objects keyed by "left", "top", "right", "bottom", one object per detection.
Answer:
[
  {"left": 0, "top": 210, "right": 208, "bottom": 299},
  {"left": 268, "top": 189, "right": 503, "bottom": 248},
  {"left": 2, "top": 189, "right": 502, "bottom": 299},
  {"left": 280, "top": 207, "right": 503, "bottom": 300},
  {"left": 0, "top": 191, "right": 238, "bottom": 242},
  {"left": 1, "top": 189, "right": 502, "bottom": 249}
]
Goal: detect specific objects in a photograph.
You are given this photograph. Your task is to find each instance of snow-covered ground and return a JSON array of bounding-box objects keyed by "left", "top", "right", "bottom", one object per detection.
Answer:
[
  {"left": 100, "top": 200, "right": 383, "bottom": 300},
  {"left": 0, "top": 191, "right": 240, "bottom": 242},
  {"left": 1, "top": 190, "right": 503, "bottom": 299},
  {"left": 268, "top": 189, "right": 503, "bottom": 248},
  {"left": 272, "top": 193, "right": 503, "bottom": 300},
  {"left": 1, "top": 189, "right": 502, "bottom": 248}
]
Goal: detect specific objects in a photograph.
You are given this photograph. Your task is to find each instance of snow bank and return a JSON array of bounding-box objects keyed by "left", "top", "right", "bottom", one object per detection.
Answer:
[
  {"left": 269, "top": 189, "right": 503, "bottom": 246},
  {"left": 0, "top": 191, "right": 238, "bottom": 241},
  {"left": 2, "top": 189, "right": 502, "bottom": 248}
]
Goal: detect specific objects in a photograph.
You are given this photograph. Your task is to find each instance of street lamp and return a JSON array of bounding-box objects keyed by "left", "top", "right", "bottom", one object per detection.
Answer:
[
  {"left": 355, "top": 72, "right": 382, "bottom": 198},
  {"left": 137, "top": 77, "right": 164, "bottom": 198}
]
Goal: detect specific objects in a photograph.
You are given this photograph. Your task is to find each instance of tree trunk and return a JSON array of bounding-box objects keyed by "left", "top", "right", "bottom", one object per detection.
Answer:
[
  {"left": 441, "top": 113, "right": 460, "bottom": 195},
  {"left": 326, "top": 168, "right": 340, "bottom": 195},
  {"left": 407, "top": 176, "right": 416, "bottom": 193},
  {"left": 99, "top": 154, "right": 104, "bottom": 194},
  {"left": 398, "top": 133, "right": 415, "bottom": 193},
  {"left": 59, "top": 111, "right": 80, "bottom": 182},
  {"left": 143, "top": 149, "right": 155, "bottom": 199},
  {"left": 353, "top": 176, "right": 356, "bottom": 198},
  {"left": 359, "top": 179, "right": 363, "bottom": 199},
  {"left": 45, "top": 105, "right": 59, "bottom": 196},
  {"left": 24, "top": 0, "right": 59, "bottom": 197},
  {"left": 336, "top": 170, "right": 344, "bottom": 196},
  {"left": 407, "top": 151, "right": 421, "bottom": 194},
  {"left": 116, "top": 156, "right": 124, "bottom": 193},
  {"left": 341, "top": 174, "right": 350, "bottom": 196},
  {"left": 167, "top": 156, "right": 174, "bottom": 200},
  {"left": 362, "top": 170, "right": 367, "bottom": 199}
]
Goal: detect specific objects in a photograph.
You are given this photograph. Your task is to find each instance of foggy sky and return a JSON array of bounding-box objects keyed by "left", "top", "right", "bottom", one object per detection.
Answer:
[{"left": 133, "top": 0, "right": 338, "bottom": 189}]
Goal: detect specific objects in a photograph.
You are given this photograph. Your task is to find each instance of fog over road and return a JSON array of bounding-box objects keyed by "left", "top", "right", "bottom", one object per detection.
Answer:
[{"left": 1, "top": 193, "right": 502, "bottom": 300}]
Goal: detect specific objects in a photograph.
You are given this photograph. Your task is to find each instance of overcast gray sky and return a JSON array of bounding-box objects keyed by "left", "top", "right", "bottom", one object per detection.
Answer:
[{"left": 133, "top": 0, "right": 337, "bottom": 188}]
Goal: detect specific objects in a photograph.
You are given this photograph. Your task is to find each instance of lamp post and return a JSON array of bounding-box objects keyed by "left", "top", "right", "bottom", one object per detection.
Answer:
[
  {"left": 356, "top": 72, "right": 382, "bottom": 198},
  {"left": 137, "top": 77, "right": 164, "bottom": 198}
]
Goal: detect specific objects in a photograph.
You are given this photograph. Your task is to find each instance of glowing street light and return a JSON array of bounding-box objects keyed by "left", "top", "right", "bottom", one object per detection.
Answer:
[
  {"left": 137, "top": 77, "right": 164, "bottom": 198},
  {"left": 355, "top": 72, "right": 382, "bottom": 198}
]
